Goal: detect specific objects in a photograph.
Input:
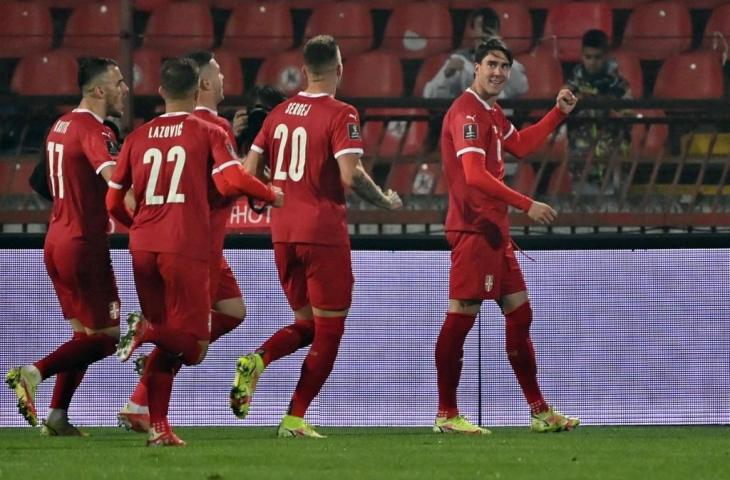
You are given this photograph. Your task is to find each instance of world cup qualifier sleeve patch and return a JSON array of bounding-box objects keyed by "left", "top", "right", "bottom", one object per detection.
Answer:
[
  {"left": 348, "top": 123, "right": 361, "bottom": 139},
  {"left": 463, "top": 123, "right": 478, "bottom": 140}
]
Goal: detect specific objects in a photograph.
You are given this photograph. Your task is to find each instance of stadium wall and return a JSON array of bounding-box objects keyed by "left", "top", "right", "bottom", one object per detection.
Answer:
[{"left": 1, "top": 235, "right": 728, "bottom": 427}]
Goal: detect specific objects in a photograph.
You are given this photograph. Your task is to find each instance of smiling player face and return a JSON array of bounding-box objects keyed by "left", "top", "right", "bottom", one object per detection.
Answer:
[{"left": 474, "top": 50, "right": 512, "bottom": 97}]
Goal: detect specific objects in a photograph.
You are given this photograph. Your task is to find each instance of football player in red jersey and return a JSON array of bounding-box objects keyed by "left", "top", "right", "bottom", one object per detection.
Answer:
[
  {"left": 229, "top": 35, "right": 402, "bottom": 438},
  {"left": 5, "top": 58, "right": 129, "bottom": 436},
  {"left": 435, "top": 38, "right": 580, "bottom": 435},
  {"left": 106, "top": 58, "right": 282, "bottom": 446},
  {"left": 116, "top": 51, "right": 256, "bottom": 433}
]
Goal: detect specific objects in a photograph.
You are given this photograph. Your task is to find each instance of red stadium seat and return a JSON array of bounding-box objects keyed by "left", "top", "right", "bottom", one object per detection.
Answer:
[
  {"left": 286, "top": 0, "right": 330, "bottom": 7},
  {"left": 365, "top": 0, "right": 415, "bottom": 9},
  {"left": 543, "top": 2, "right": 612, "bottom": 61},
  {"left": 223, "top": 2, "right": 293, "bottom": 58},
  {"left": 11, "top": 51, "right": 78, "bottom": 95},
  {"left": 547, "top": 163, "right": 573, "bottom": 195},
  {"left": 214, "top": 50, "right": 244, "bottom": 97},
  {"left": 133, "top": 0, "right": 171, "bottom": 12},
  {"left": 362, "top": 108, "right": 429, "bottom": 159},
  {"left": 703, "top": 3, "right": 730, "bottom": 52},
  {"left": 515, "top": 48, "right": 564, "bottom": 99},
  {"left": 413, "top": 53, "right": 449, "bottom": 97},
  {"left": 622, "top": 2, "right": 692, "bottom": 60},
  {"left": 611, "top": 50, "right": 643, "bottom": 98},
  {"left": 304, "top": 2, "right": 373, "bottom": 59},
  {"left": 255, "top": 49, "right": 305, "bottom": 97},
  {"left": 339, "top": 51, "right": 403, "bottom": 97},
  {"left": 654, "top": 51, "right": 724, "bottom": 98},
  {"left": 508, "top": 163, "right": 537, "bottom": 195},
  {"left": 62, "top": 1, "right": 121, "bottom": 58},
  {"left": 631, "top": 110, "right": 668, "bottom": 159},
  {"left": 144, "top": 2, "right": 213, "bottom": 56},
  {"left": 381, "top": 1, "right": 453, "bottom": 59},
  {"left": 386, "top": 161, "right": 439, "bottom": 195},
  {"left": 132, "top": 49, "right": 162, "bottom": 96},
  {"left": 386, "top": 162, "right": 420, "bottom": 194},
  {"left": 460, "top": 2, "right": 533, "bottom": 55},
  {"left": 0, "top": 2, "right": 52, "bottom": 58}
]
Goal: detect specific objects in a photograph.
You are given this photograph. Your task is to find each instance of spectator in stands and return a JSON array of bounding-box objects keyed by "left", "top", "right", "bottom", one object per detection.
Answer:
[
  {"left": 566, "top": 29, "right": 631, "bottom": 193},
  {"left": 423, "top": 8, "right": 528, "bottom": 100}
]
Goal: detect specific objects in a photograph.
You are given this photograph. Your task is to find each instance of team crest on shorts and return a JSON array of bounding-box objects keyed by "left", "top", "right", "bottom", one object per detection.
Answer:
[
  {"left": 484, "top": 274, "right": 494, "bottom": 293},
  {"left": 463, "top": 123, "right": 478, "bottom": 140},
  {"left": 109, "top": 301, "right": 120, "bottom": 320}
]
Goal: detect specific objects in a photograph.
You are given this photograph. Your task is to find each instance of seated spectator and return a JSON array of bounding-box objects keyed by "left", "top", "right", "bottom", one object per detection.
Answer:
[
  {"left": 566, "top": 29, "right": 632, "bottom": 194},
  {"left": 423, "top": 8, "right": 528, "bottom": 100}
]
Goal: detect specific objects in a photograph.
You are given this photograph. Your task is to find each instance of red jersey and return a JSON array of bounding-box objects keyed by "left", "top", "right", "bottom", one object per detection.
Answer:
[
  {"left": 441, "top": 88, "right": 517, "bottom": 239},
  {"left": 45, "top": 109, "right": 119, "bottom": 245},
  {"left": 252, "top": 92, "right": 363, "bottom": 246},
  {"left": 193, "top": 107, "right": 238, "bottom": 255},
  {"left": 109, "top": 112, "right": 239, "bottom": 261}
]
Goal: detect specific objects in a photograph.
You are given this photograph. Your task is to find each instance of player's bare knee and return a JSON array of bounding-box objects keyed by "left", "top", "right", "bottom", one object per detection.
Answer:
[
  {"left": 214, "top": 297, "right": 246, "bottom": 322},
  {"left": 501, "top": 291, "right": 529, "bottom": 315},
  {"left": 448, "top": 299, "right": 481, "bottom": 315},
  {"left": 84, "top": 325, "right": 120, "bottom": 339},
  {"left": 294, "top": 305, "right": 314, "bottom": 321}
]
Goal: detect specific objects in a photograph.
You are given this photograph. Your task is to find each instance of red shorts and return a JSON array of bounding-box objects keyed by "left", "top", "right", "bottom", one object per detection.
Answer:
[
  {"left": 132, "top": 250, "right": 211, "bottom": 342},
  {"left": 447, "top": 231, "right": 526, "bottom": 301},
  {"left": 209, "top": 254, "right": 242, "bottom": 304},
  {"left": 44, "top": 239, "right": 119, "bottom": 329},
  {"left": 273, "top": 242, "right": 354, "bottom": 311}
]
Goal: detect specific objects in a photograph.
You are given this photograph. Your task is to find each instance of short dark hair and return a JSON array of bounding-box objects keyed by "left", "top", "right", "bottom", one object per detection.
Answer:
[
  {"left": 77, "top": 57, "right": 118, "bottom": 92},
  {"left": 467, "top": 8, "right": 500, "bottom": 35},
  {"left": 184, "top": 50, "right": 214, "bottom": 69},
  {"left": 582, "top": 29, "right": 610, "bottom": 51},
  {"left": 303, "top": 35, "right": 339, "bottom": 73},
  {"left": 245, "top": 84, "right": 287, "bottom": 110},
  {"left": 474, "top": 38, "right": 513, "bottom": 66},
  {"left": 160, "top": 58, "right": 199, "bottom": 100}
]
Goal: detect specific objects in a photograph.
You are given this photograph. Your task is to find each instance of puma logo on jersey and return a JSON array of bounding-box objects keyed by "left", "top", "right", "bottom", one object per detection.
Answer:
[
  {"left": 348, "top": 113, "right": 357, "bottom": 119},
  {"left": 465, "top": 114, "right": 476, "bottom": 122}
]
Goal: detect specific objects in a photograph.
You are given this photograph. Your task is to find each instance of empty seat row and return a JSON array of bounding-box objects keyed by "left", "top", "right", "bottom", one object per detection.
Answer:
[
  {"left": 3, "top": 1, "right": 730, "bottom": 60},
  {"left": 7, "top": 47, "right": 726, "bottom": 99}
]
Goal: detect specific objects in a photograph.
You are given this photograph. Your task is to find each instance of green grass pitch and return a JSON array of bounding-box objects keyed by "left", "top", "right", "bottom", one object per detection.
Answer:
[{"left": 0, "top": 426, "right": 727, "bottom": 480}]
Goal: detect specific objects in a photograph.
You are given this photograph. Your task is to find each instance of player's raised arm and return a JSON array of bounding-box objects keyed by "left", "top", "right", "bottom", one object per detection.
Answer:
[
  {"left": 337, "top": 153, "right": 402, "bottom": 210},
  {"left": 209, "top": 126, "right": 283, "bottom": 206},
  {"left": 503, "top": 89, "right": 577, "bottom": 158}
]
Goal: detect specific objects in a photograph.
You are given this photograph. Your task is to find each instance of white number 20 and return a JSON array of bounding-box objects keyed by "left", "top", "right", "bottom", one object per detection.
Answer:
[
  {"left": 143, "top": 146, "right": 186, "bottom": 205},
  {"left": 272, "top": 124, "right": 307, "bottom": 182}
]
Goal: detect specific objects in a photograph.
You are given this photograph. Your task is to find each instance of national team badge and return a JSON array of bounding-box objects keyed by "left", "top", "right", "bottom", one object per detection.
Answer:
[
  {"left": 109, "top": 301, "right": 120, "bottom": 320},
  {"left": 484, "top": 274, "right": 494, "bottom": 293},
  {"left": 347, "top": 123, "right": 361, "bottom": 139},
  {"left": 463, "top": 123, "right": 478, "bottom": 140}
]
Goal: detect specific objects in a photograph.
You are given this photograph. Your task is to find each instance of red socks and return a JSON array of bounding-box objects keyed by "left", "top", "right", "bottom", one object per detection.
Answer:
[
  {"left": 288, "top": 316, "right": 345, "bottom": 418},
  {"left": 210, "top": 311, "right": 243, "bottom": 343},
  {"left": 141, "top": 347, "right": 178, "bottom": 424},
  {"left": 258, "top": 320, "right": 315, "bottom": 366},
  {"left": 34, "top": 331, "right": 116, "bottom": 380},
  {"left": 505, "top": 302, "right": 548, "bottom": 414},
  {"left": 435, "top": 312, "right": 477, "bottom": 418},
  {"left": 141, "top": 323, "right": 204, "bottom": 366},
  {"left": 49, "top": 367, "right": 87, "bottom": 410}
]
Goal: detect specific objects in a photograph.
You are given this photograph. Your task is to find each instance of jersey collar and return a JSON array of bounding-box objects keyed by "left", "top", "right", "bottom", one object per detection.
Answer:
[
  {"left": 465, "top": 88, "right": 493, "bottom": 111},
  {"left": 160, "top": 112, "right": 190, "bottom": 118},
  {"left": 72, "top": 108, "right": 104, "bottom": 123},
  {"left": 297, "top": 91, "right": 330, "bottom": 98},
  {"left": 194, "top": 106, "right": 218, "bottom": 115}
]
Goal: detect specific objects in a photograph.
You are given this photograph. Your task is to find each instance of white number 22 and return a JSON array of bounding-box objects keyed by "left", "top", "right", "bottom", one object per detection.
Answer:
[
  {"left": 143, "top": 146, "right": 186, "bottom": 205},
  {"left": 272, "top": 124, "right": 307, "bottom": 182}
]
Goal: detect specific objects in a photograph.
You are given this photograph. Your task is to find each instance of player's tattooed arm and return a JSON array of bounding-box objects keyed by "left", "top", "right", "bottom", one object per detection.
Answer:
[{"left": 351, "top": 166, "right": 403, "bottom": 210}]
